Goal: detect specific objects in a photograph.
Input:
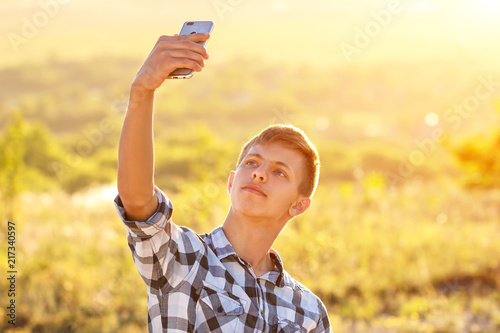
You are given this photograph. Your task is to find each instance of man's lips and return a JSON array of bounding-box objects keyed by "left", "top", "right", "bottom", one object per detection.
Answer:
[{"left": 242, "top": 184, "right": 267, "bottom": 197}]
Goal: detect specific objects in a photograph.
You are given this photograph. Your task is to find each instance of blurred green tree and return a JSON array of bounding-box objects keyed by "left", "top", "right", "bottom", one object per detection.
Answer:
[{"left": 0, "top": 111, "right": 26, "bottom": 220}]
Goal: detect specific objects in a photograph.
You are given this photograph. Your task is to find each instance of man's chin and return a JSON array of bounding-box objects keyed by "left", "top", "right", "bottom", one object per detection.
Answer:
[{"left": 231, "top": 203, "right": 267, "bottom": 218}]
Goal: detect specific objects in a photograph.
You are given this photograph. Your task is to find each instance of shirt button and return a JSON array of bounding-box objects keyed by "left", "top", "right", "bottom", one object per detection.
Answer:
[{"left": 216, "top": 306, "right": 224, "bottom": 314}]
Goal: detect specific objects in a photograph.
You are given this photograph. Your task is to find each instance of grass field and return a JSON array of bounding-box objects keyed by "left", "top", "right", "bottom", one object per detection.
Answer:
[{"left": 1, "top": 179, "right": 499, "bottom": 332}]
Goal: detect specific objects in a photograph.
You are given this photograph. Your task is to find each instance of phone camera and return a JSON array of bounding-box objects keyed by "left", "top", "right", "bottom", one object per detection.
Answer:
[{"left": 187, "top": 22, "right": 194, "bottom": 26}]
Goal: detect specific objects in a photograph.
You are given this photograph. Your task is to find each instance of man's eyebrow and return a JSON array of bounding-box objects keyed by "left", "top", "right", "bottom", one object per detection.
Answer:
[
  {"left": 245, "top": 153, "right": 293, "bottom": 172},
  {"left": 245, "top": 153, "right": 263, "bottom": 160}
]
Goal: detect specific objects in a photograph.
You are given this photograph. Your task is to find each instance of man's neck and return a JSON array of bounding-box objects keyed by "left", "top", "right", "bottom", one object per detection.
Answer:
[{"left": 222, "top": 207, "right": 287, "bottom": 277}]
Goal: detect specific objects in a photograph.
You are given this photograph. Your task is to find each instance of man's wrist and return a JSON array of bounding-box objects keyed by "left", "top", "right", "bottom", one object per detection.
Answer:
[
  {"left": 129, "top": 81, "right": 155, "bottom": 106},
  {"left": 130, "top": 81, "right": 156, "bottom": 100}
]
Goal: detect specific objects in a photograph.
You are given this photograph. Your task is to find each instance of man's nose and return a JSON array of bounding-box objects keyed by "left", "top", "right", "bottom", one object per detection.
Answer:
[{"left": 252, "top": 165, "right": 267, "bottom": 182}]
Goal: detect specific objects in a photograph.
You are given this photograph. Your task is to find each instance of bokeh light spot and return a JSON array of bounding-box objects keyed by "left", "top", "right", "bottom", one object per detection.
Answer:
[
  {"left": 437, "top": 213, "right": 448, "bottom": 224},
  {"left": 316, "top": 117, "right": 329, "bottom": 131},
  {"left": 425, "top": 112, "right": 439, "bottom": 126}
]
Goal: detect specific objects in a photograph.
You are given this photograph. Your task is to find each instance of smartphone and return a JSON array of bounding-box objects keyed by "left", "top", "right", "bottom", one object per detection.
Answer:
[{"left": 167, "top": 21, "right": 214, "bottom": 79}]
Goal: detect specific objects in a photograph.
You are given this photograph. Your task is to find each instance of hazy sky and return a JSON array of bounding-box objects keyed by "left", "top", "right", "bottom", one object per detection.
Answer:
[{"left": 1, "top": 0, "right": 500, "bottom": 68}]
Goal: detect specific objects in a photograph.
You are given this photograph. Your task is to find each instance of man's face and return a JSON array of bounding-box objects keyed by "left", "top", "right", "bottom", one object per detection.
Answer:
[{"left": 228, "top": 142, "right": 310, "bottom": 223}]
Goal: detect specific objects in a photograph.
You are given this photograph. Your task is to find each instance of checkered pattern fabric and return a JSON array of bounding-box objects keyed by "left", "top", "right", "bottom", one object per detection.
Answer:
[{"left": 114, "top": 186, "right": 332, "bottom": 332}]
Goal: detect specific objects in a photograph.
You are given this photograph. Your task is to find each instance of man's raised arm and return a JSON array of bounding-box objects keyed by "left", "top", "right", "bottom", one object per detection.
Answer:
[{"left": 117, "top": 33, "right": 210, "bottom": 222}]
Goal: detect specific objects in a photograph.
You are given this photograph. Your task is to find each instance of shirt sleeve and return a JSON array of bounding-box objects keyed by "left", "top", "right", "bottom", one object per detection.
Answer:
[
  {"left": 312, "top": 298, "right": 333, "bottom": 333},
  {"left": 114, "top": 185, "right": 173, "bottom": 241},
  {"left": 114, "top": 186, "right": 205, "bottom": 295}
]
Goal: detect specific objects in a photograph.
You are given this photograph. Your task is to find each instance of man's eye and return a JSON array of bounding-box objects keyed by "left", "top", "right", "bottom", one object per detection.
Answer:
[
  {"left": 275, "top": 170, "right": 286, "bottom": 178},
  {"left": 246, "top": 160, "right": 257, "bottom": 166}
]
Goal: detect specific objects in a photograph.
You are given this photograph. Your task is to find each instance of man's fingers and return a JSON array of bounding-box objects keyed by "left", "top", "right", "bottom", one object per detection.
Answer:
[
  {"left": 155, "top": 33, "right": 209, "bottom": 45},
  {"left": 165, "top": 58, "right": 203, "bottom": 73},
  {"left": 156, "top": 39, "right": 209, "bottom": 59},
  {"left": 166, "top": 49, "right": 206, "bottom": 68},
  {"left": 183, "top": 59, "right": 204, "bottom": 72},
  {"left": 175, "top": 32, "right": 210, "bottom": 43}
]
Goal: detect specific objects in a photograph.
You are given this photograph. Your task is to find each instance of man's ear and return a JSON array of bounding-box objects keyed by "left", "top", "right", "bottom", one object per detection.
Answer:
[
  {"left": 227, "top": 171, "right": 235, "bottom": 194},
  {"left": 289, "top": 197, "right": 311, "bottom": 217}
]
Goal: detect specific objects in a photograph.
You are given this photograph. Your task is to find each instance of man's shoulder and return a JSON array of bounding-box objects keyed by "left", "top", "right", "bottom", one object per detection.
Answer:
[
  {"left": 280, "top": 269, "right": 327, "bottom": 308},
  {"left": 166, "top": 223, "right": 212, "bottom": 255},
  {"left": 281, "top": 269, "right": 312, "bottom": 292}
]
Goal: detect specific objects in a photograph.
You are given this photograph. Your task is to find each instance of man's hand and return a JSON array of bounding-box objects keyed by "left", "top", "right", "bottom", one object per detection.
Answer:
[{"left": 132, "top": 33, "right": 211, "bottom": 94}]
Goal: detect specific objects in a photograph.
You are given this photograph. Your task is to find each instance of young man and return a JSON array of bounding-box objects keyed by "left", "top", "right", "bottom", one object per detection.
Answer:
[{"left": 115, "top": 32, "right": 332, "bottom": 332}]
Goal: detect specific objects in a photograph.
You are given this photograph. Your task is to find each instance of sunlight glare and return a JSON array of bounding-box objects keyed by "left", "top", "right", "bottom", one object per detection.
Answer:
[
  {"left": 425, "top": 113, "right": 439, "bottom": 127},
  {"left": 457, "top": 0, "right": 500, "bottom": 18}
]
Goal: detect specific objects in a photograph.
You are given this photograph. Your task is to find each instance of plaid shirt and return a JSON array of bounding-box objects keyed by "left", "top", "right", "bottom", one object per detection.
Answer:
[{"left": 114, "top": 186, "right": 332, "bottom": 333}]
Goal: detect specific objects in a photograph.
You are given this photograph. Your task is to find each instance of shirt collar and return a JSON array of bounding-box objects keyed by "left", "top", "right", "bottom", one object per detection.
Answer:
[
  {"left": 209, "top": 226, "right": 286, "bottom": 288},
  {"left": 266, "top": 249, "right": 285, "bottom": 287},
  {"left": 209, "top": 226, "right": 239, "bottom": 260}
]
